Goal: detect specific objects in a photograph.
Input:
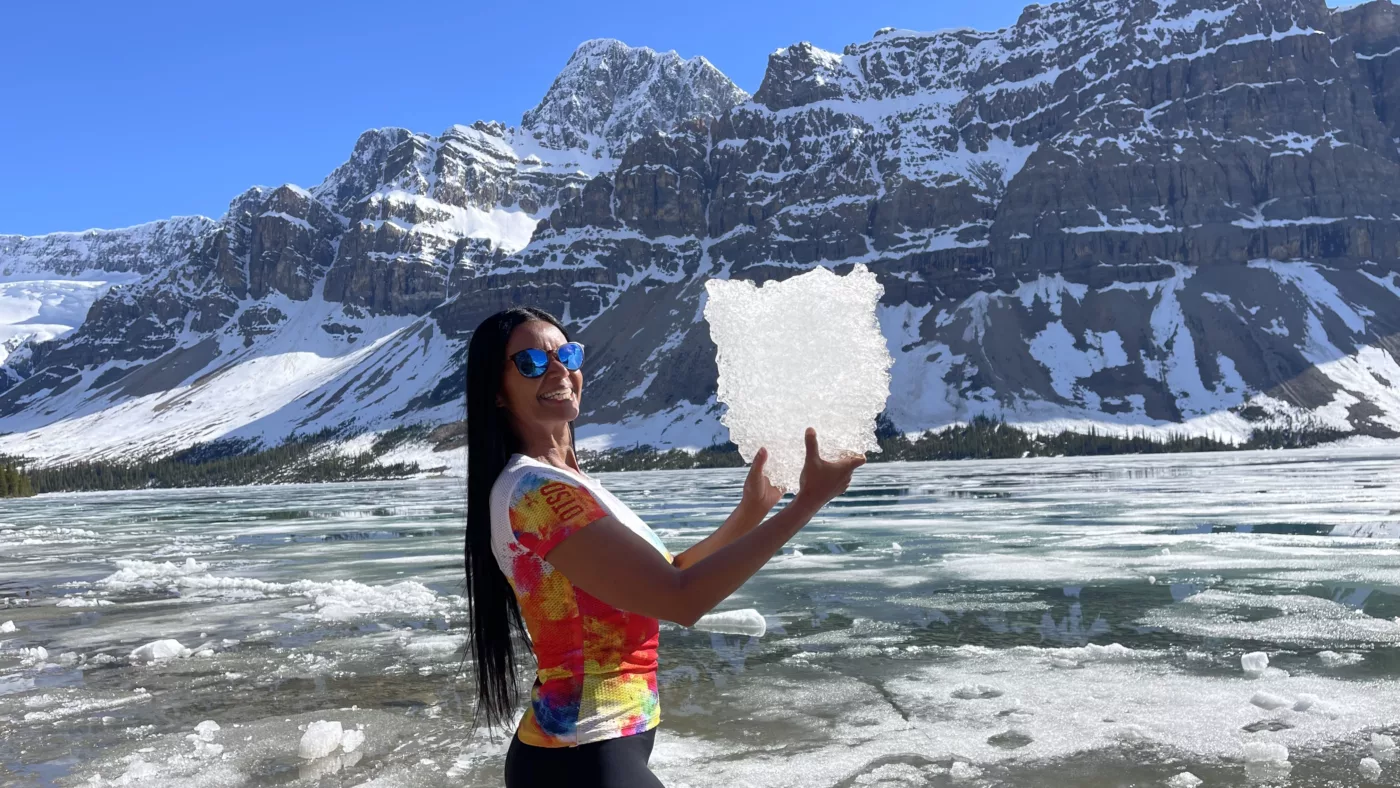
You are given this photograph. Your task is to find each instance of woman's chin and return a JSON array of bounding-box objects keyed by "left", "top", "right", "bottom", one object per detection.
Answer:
[{"left": 535, "top": 400, "right": 581, "bottom": 421}]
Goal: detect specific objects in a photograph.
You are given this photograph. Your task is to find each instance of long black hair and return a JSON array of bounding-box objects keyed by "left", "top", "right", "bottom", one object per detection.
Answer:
[{"left": 465, "top": 306, "right": 575, "bottom": 731}]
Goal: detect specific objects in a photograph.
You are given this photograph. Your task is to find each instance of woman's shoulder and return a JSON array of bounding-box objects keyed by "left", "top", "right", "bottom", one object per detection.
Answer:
[
  {"left": 492, "top": 454, "right": 593, "bottom": 500},
  {"left": 490, "top": 454, "right": 531, "bottom": 499}
]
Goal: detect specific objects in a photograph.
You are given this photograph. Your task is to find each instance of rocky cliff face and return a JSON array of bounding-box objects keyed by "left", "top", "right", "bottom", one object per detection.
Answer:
[
  {"left": 0, "top": 216, "right": 217, "bottom": 279},
  {"left": 3, "top": 3, "right": 1400, "bottom": 464}
]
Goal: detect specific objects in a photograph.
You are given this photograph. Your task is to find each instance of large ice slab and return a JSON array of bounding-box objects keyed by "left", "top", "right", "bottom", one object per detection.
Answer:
[
  {"left": 129, "top": 639, "right": 190, "bottom": 664},
  {"left": 298, "top": 720, "right": 344, "bottom": 760},
  {"left": 692, "top": 608, "right": 767, "bottom": 637},
  {"left": 704, "top": 264, "right": 892, "bottom": 491}
]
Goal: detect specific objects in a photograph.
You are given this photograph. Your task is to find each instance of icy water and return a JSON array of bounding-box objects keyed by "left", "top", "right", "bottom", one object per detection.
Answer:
[{"left": 3, "top": 449, "right": 1400, "bottom": 787}]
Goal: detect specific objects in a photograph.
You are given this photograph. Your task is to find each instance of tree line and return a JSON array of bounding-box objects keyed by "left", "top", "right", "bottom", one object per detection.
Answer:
[
  {"left": 0, "top": 415, "right": 1356, "bottom": 495},
  {"left": 9, "top": 431, "right": 421, "bottom": 495},
  {"left": 0, "top": 462, "right": 35, "bottom": 497},
  {"left": 577, "top": 416, "right": 1353, "bottom": 472}
]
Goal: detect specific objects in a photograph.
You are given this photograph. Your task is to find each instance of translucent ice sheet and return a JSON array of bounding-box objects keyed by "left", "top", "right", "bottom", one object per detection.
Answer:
[{"left": 704, "top": 264, "right": 892, "bottom": 491}]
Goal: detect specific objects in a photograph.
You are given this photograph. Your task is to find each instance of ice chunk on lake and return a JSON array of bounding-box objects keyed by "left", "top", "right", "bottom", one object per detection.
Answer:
[
  {"left": 1250, "top": 690, "right": 1291, "bottom": 710},
  {"left": 1167, "top": 772, "right": 1203, "bottom": 788},
  {"left": 130, "top": 639, "right": 189, "bottom": 663},
  {"left": 1241, "top": 651, "right": 1269, "bottom": 675},
  {"left": 1051, "top": 642, "right": 1140, "bottom": 663},
  {"left": 299, "top": 749, "right": 363, "bottom": 780},
  {"left": 0, "top": 620, "right": 14, "bottom": 633},
  {"left": 704, "top": 264, "right": 892, "bottom": 492},
  {"left": 341, "top": 727, "right": 365, "bottom": 753},
  {"left": 692, "top": 609, "right": 767, "bottom": 637},
  {"left": 194, "top": 720, "right": 220, "bottom": 741},
  {"left": 1242, "top": 742, "right": 1289, "bottom": 762},
  {"left": 299, "top": 720, "right": 343, "bottom": 759},
  {"left": 120, "top": 759, "right": 160, "bottom": 782},
  {"left": 1373, "top": 733, "right": 1397, "bottom": 755},
  {"left": 1360, "top": 757, "right": 1383, "bottom": 781},
  {"left": 1331, "top": 523, "right": 1400, "bottom": 538},
  {"left": 1319, "top": 650, "right": 1364, "bottom": 667},
  {"left": 951, "top": 683, "right": 1003, "bottom": 700},
  {"left": 949, "top": 762, "right": 983, "bottom": 781}
]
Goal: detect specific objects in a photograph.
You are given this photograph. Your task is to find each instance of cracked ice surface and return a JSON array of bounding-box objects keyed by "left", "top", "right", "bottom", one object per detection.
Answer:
[{"left": 1, "top": 447, "right": 1399, "bottom": 785}]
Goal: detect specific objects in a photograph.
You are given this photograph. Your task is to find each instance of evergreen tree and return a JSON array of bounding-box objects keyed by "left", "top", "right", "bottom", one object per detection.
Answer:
[{"left": 0, "top": 462, "right": 37, "bottom": 498}]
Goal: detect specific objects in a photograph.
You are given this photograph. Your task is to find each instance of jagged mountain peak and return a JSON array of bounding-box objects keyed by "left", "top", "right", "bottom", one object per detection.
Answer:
[
  {"left": 567, "top": 37, "right": 644, "bottom": 59},
  {"left": 311, "top": 127, "right": 417, "bottom": 215},
  {"left": 1334, "top": 0, "right": 1400, "bottom": 27},
  {"left": 753, "top": 42, "right": 854, "bottom": 111},
  {"left": 299, "top": 40, "right": 748, "bottom": 221},
  {"left": 754, "top": 0, "right": 1335, "bottom": 113},
  {"left": 1331, "top": 0, "right": 1396, "bottom": 12},
  {"left": 520, "top": 37, "right": 749, "bottom": 158}
]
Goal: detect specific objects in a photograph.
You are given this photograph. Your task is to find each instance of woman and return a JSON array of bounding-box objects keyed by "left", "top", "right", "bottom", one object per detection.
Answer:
[{"left": 465, "top": 306, "right": 864, "bottom": 787}]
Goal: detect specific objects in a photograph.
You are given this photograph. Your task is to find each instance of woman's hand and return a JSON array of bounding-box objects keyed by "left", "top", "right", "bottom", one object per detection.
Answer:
[
  {"left": 740, "top": 447, "right": 783, "bottom": 516},
  {"left": 672, "top": 447, "right": 785, "bottom": 570},
  {"left": 794, "top": 427, "right": 865, "bottom": 509}
]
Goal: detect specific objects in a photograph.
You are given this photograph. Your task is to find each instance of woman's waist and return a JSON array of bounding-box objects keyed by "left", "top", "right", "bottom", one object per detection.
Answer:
[
  {"left": 532, "top": 656, "right": 659, "bottom": 685},
  {"left": 528, "top": 632, "right": 660, "bottom": 670}
]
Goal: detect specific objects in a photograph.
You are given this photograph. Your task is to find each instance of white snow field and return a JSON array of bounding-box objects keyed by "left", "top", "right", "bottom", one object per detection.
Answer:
[
  {"left": 0, "top": 275, "right": 141, "bottom": 365},
  {"left": 1, "top": 447, "right": 1399, "bottom": 786},
  {"left": 0, "top": 217, "right": 215, "bottom": 368}
]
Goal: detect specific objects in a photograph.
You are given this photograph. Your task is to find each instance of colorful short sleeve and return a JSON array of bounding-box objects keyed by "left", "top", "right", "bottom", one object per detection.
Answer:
[{"left": 508, "top": 470, "right": 609, "bottom": 558}]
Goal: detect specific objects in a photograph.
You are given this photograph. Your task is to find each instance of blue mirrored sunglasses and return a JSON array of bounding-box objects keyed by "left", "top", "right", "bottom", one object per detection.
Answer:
[{"left": 510, "top": 342, "right": 585, "bottom": 378}]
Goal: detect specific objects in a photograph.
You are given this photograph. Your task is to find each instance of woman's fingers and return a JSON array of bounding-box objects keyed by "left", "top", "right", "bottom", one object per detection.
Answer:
[
  {"left": 746, "top": 448, "right": 768, "bottom": 483},
  {"left": 746, "top": 448, "right": 781, "bottom": 500},
  {"left": 750, "top": 450, "right": 772, "bottom": 487}
]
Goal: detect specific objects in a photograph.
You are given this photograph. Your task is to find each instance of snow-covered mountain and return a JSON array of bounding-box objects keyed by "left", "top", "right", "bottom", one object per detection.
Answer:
[
  {"left": 4, "top": 0, "right": 1400, "bottom": 465},
  {"left": 0, "top": 40, "right": 748, "bottom": 463},
  {"left": 0, "top": 216, "right": 215, "bottom": 371}
]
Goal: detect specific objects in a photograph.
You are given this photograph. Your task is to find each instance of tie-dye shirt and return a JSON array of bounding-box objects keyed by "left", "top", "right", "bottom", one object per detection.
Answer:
[{"left": 490, "top": 453, "right": 672, "bottom": 748}]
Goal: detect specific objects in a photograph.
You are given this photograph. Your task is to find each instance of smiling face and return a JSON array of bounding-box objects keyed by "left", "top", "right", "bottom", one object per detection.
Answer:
[{"left": 498, "top": 320, "right": 583, "bottom": 435}]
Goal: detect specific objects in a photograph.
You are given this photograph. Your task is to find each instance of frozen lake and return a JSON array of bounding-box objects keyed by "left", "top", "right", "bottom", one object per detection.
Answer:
[{"left": 3, "top": 447, "right": 1400, "bottom": 786}]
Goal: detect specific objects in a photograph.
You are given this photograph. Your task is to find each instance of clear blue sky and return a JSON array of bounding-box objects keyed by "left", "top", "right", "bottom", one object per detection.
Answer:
[{"left": 1, "top": 0, "right": 1362, "bottom": 236}]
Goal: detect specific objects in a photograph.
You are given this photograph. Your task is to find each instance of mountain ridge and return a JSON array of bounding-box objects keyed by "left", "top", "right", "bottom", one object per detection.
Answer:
[{"left": 3, "top": 2, "right": 1400, "bottom": 465}]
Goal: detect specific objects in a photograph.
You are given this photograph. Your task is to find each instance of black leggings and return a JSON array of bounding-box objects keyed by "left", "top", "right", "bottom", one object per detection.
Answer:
[{"left": 505, "top": 727, "right": 663, "bottom": 787}]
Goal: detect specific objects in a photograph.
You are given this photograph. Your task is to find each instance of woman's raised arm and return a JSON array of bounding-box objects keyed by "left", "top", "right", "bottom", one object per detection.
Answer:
[{"left": 544, "top": 429, "right": 863, "bottom": 627}]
